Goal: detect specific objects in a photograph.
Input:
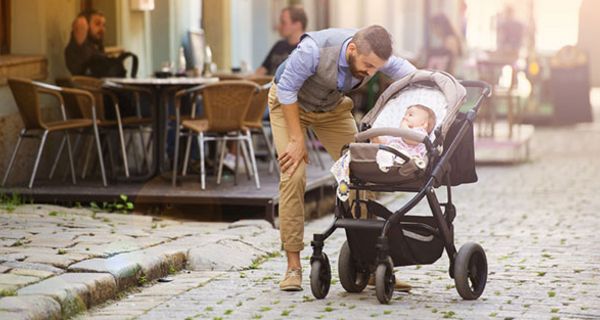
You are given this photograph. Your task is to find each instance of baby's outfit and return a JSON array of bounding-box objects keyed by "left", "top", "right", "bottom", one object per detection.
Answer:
[
  {"left": 330, "top": 127, "right": 429, "bottom": 201},
  {"left": 374, "top": 127, "right": 428, "bottom": 172}
]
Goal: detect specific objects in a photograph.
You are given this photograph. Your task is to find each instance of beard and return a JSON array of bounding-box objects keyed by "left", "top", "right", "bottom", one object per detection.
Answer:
[
  {"left": 88, "top": 31, "right": 104, "bottom": 49},
  {"left": 347, "top": 53, "right": 369, "bottom": 79}
]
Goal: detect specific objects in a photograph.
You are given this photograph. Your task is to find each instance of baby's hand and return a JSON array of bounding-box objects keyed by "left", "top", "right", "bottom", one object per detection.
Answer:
[{"left": 371, "top": 136, "right": 382, "bottom": 144}]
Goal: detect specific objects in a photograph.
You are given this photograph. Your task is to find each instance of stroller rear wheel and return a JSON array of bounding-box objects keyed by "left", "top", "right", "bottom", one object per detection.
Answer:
[
  {"left": 338, "top": 241, "right": 369, "bottom": 293},
  {"left": 310, "top": 253, "right": 331, "bottom": 299},
  {"left": 454, "top": 242, "right": 487, "bottom": 300},
  {"left": 375, "top": 257, "right": 395, "bottom": 304}
]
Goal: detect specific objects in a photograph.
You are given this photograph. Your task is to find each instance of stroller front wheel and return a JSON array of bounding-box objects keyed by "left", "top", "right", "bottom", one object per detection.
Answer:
[
  {"left": 310, "top": 253, "right": 331, "bottom": 299},
  {"left": 338, "top": 241, "right": 369, "bottom": 293},
  {"left": 375, "top": 257, "right": 395, "bottom": 304},
  {"left": 454, "top": 242, "right": 488, "bottom": 300}
]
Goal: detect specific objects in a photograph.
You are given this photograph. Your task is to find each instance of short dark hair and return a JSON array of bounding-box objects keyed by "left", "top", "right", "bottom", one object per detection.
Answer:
[
  {"left": 283, "top": 5, "right": 307, "bottom": 31},
  {"left": 350, "top": 25, "right": 393, "bottom": 60},
  {"left": 79, "top": 8, "right": 104, "bottom": 23}
]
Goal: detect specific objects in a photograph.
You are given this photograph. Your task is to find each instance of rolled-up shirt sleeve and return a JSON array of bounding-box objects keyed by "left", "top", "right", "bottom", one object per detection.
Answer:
[
  {"left": 276, "top": 38, "right": 319, "bottom": 105},
  {"left": 379, "top": 55, "right": 417, "bottom": 81}
]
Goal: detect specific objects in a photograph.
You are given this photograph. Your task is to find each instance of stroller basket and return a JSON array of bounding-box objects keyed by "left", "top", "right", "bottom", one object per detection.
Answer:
[{"left": 346, "top": 216, "right": 444, "bottom": 267}]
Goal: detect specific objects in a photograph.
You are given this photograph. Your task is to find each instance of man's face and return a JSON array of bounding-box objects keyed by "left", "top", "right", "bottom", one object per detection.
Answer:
[
  {"left": 278, "top": 10, "right": 297, "bottom": 38},
  {"left": 88, "top": 14, "right": 106, "bottom": 42},
  {"left": 347, "top": 43, "right": 387, "bottom": 79}
]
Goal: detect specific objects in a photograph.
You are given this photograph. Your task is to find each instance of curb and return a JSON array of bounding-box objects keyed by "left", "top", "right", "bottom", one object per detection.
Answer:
[{"left": 0, "top": 220, "right": 279, "bottom": 320}]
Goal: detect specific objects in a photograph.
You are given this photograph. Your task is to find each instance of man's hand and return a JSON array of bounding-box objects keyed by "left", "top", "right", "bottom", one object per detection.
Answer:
[
  {"left": 279, "top": 102, "right": 309, "bottom": 176},
  {"left": 278, "top": 139, "right": 308, "bottom": 176},
  {"left": 72, "top": 16, "right": 89, "bottom": 45}
]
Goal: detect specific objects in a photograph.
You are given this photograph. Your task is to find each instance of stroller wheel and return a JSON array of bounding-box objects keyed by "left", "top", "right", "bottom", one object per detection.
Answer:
[
  {"left": 454, "top": 242, "right": 487, "bottom": 300},
  {"left": 375, "top": 257, "right": 395, "bottom": 304},
  {"left": 310, "top": 253, "right": 331, "bottom": 299},
  {"left": 338, "top": 241, "right": 369, "bottom": 293}
]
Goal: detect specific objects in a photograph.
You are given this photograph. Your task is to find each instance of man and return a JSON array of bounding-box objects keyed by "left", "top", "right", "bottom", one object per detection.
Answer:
[
  {"left": 65, "top": 9, "right": 107, "bottom": 76},
  {"left": 255, "top": 5, "right": 307, "bottom": 76},
  {"left": 269, "top": 25, "right": 417, "bottom": 291},
  {"left": 496, "top": 5, "right": 524, "bottom": 54}
]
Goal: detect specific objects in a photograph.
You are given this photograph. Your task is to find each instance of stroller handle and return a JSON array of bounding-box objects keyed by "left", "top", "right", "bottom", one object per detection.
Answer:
[{"left": 458, "top": 80, "right": 492, "bottom": 98}]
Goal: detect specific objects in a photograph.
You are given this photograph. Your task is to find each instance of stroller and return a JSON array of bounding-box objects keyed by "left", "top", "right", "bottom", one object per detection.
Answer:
[{"left": 309, "top": 70, "right": 492, "bottom": 304}]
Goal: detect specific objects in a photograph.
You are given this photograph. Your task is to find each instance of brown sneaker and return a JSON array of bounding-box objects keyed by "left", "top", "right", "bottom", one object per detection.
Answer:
[
  {"left": 279, "top": 268, "right": 303, "bottom": 291},
  {"left": 368, "top": 274, "right": 412, "bottom": 292}
]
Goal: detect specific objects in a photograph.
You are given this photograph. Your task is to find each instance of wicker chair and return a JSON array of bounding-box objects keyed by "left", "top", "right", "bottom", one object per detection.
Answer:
[
  {"left": 67, "top": 76, "right": 153, "bottom": 179},
  {"left": 244, "top": 76, "right": 278, "bottom": 175},
  {"left": 2, "top": 78, "right": 107, "bottom": 188},
  {"left": 171, "top": 80, "right": 261, "bottom": 189}
]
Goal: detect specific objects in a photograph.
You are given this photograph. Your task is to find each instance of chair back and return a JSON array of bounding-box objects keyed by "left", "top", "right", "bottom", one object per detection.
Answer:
[
  {"left": 244, "top": 76, "right": 273, "bottom": 127},
  {"left": 7, "top": 78, "right": 44, "bottom": 130},
  {"left": 202, "top": 80, "right": 259, "bottom": 132},
  {"left": 55, "top": 77, "right": 86, "bottom": 119},
  {"left": 246, "top": 75, "right": 273, "bottom": 86},
  {"left": 71, "top": 76, "right": 106, "bottom": 120}
]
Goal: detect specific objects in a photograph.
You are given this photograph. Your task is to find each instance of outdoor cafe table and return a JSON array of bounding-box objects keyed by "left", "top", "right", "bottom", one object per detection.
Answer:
[{"left": 104, "top": 76, "right": 219, "bottom": 181}]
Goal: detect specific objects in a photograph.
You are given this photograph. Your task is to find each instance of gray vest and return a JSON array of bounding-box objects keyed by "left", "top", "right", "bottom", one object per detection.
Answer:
[{"left": 297, "top": 28, "right": 373, "bottom": 112}]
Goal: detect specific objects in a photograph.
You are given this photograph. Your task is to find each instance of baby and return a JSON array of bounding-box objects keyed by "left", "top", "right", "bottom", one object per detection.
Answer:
[{"left": 331, "top": 104, "right": 436, "bottom": 201}]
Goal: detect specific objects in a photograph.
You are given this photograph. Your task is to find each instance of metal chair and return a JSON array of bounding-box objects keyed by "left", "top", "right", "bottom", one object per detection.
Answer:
[
  {"left": 245, "top": 76, "right": 278, "bottom": 175},
  {"left": 171, "top": 80, "right": 261, "bottom": 189},
  {"left": 2, "top": 78, "right": 107, "bottom": 188},
  {"left": 66, "top": 76, "right": 153, "bottom": 179}
]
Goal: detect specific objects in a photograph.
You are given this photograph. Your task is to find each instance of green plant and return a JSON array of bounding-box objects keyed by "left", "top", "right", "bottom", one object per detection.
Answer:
[
  {"left": 0, "top": 288, "right": 17, "bottom": 297},
  {"left": 0, "top": 193, "right": 23, "bottom": 212},
  {"left": 89, "top": 195, "right": 134, "bottom": 213},
  {"left": 441, "top": 311, "right": 456, "bottom": 319},
  {"left": 57, "top": 248, "right": 67, "bottom": 255},
  {"left": 138, "top": 274, "right": 148, "bottom": 285}
]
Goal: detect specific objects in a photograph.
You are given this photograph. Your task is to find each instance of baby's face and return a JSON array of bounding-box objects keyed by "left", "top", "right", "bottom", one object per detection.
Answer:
[{"left": 401, "top": 106, "right": 430, "bottom": 130}]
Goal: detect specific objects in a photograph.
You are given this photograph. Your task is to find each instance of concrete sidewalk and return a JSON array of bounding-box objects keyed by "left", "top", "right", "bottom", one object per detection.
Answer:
[{"left": 0, "top": 205, "right": 279, "bottom": 320}]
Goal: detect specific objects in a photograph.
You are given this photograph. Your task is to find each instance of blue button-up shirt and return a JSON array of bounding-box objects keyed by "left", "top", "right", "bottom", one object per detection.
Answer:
[{"left": 276, "top": 37, "right": 416, "bottom": 105}]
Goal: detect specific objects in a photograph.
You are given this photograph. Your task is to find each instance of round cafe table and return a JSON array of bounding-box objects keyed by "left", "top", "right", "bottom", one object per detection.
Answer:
[{"left": 104, "top": 76, "right": 219, "bottom": 181}]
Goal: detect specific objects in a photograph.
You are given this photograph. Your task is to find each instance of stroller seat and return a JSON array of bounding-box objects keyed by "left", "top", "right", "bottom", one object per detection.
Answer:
[{"left": 348, "top": 71, "right": 466, "bottom": 187}]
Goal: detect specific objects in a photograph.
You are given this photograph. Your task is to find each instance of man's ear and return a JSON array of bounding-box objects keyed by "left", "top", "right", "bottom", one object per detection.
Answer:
[{"left": 347, "top": 42, "right": 357, "bottom": 54}]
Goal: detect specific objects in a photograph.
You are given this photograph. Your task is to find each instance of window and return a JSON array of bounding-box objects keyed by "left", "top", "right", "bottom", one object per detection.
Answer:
[{"left": 1, "top": 0, "right": 10, "bottom": 54}]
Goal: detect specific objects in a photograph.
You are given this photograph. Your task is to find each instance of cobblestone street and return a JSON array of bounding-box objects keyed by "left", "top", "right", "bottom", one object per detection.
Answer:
[{"left": 74, "top": 117, "right": 600, "bottom": 320}]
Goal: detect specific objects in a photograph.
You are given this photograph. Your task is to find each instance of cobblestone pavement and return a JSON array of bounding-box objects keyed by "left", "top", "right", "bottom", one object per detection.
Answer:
[
  {"left": 78, "top": 119, "right": 600, "bottom": 320},
  {"left": 0, "top": 204, "right": 280, "bottom": 319}
]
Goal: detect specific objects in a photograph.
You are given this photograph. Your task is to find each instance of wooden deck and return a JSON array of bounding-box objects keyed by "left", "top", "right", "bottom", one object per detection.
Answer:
[{"left": 1, "top": 157, "right": 336, "bottom": 226}]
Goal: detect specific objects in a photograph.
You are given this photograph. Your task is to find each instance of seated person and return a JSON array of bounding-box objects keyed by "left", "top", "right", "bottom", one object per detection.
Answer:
[
  {"left": 331, "top": 104, "right": 436, "bottom": 200},
  {"left": 64, "top": 9, "right": 107, "bottom": 76},
  {"left": 255, "top": 5, "right": 307, "bottom": 76},
  {"left": 423, "top": 14, "right": 463, "bottom": 75}
]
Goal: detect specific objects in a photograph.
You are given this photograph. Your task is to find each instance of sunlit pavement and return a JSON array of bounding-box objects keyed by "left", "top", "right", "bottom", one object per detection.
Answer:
[{"left": 79, "top": 107, "right": 600, "bottom": 319}]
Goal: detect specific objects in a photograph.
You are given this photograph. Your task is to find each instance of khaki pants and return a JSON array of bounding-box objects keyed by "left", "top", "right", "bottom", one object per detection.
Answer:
[{"left": 268, "top": 84, "right": 357, "bottom": 252}]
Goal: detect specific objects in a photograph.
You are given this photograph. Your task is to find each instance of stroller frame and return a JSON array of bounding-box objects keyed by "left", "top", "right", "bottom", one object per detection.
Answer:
[{"left": 309, "top": 80, "right": 492, "bottom": 304}]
